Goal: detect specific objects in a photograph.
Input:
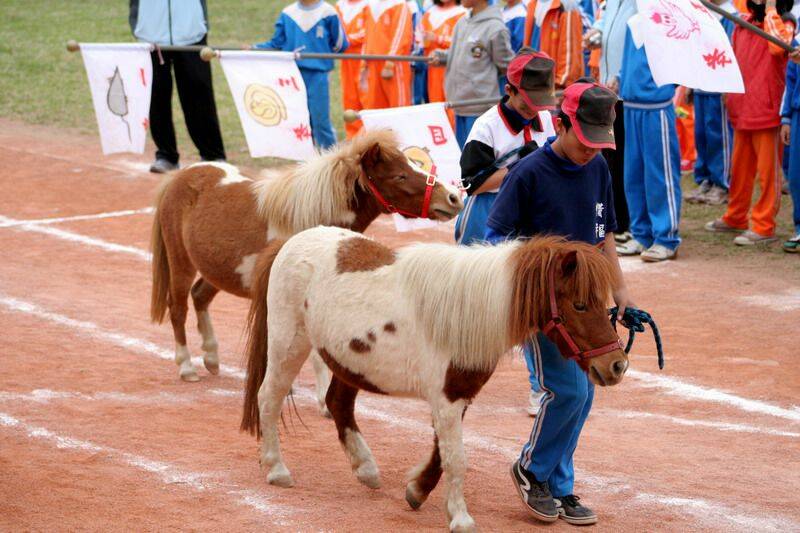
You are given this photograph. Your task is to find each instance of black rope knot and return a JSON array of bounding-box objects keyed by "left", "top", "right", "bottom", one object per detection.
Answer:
[{"left": 609, "top": 306, "right": 665, "bottom": 370}]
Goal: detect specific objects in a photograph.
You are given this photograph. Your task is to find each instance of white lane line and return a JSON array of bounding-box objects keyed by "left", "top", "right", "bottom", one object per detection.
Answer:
[
  {"left": 3, "top": 295, "right": 797, "bottom": 532},
  {"left": 598, "top": 409, "right": 800, "bottom": 438},
  {"left": 0, "top": 411, "right": 293, "bottom": 523},
  {"left": 0, "top": 144, "right": 152, "bottom": 178},
  {"left": 0, "top": 215, "right": 151, "bottom": 260},
  {"left": 627, "top": 369, "right": 800, "bottom": 423},
  {"left": 0, "top": 389, "right": 239, "bottom": 405},
  {"left": 634, "top": 493, "right": 796, "bottom": 533},
  {"left": 723, "top": 356, "right": 780, "bottom": 368},
  {"left": 739, "top": 290, "right": 800, "bottom": 312},
  {"left": 0, "top": 208, "right": 153, "bottom": 228}
]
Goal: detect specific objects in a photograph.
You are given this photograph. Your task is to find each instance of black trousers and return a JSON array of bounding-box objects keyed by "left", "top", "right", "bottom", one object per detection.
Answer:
[
  {"left": 149, "top": 36, "right": 226, "bottom": 164},
  {"left": 603, "top": 99, "right": 630, "bottom": 233}
]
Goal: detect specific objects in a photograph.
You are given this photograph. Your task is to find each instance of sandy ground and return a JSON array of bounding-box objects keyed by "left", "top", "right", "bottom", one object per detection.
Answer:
[{"left": 1, "top": 118, "right": 799, "bottom": 532}]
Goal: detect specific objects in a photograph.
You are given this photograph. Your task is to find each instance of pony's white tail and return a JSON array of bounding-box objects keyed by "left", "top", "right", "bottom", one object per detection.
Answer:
[{"left": 241, "top": 238, "right": 287, "bottom": 437}]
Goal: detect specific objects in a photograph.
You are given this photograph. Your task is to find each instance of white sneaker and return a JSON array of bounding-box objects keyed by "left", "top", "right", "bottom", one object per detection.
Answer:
[
  {"left": 733, "top": 230, "right": 777, "bottom": 246},
  {"left": 616, "top": 239, "right": 645, "bottom": 256},
  {"left": 527, "top": 390, "right": 545, "bottom": 417},
  {"left": 640, "top": 244, "right": 677, "bottom": 262}
]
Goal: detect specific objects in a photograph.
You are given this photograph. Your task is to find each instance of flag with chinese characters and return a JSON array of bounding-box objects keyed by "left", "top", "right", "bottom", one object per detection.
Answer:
[
  {"left": 360, "top": 103, "right": 463, "bottom": 232},
  {"left": 629, "top": 0, "right": 744, "bottom": 93},
  {"left": 79, "top": 43, "right": 153, "bottom": 154},
  {"left": 218, "top": 51, "right": 315, "bottom": 160}
]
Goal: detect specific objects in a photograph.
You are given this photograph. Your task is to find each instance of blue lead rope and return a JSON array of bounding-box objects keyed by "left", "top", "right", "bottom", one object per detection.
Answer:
[{"left": 609, "top": 307, "right": 665, "bottom": 370}]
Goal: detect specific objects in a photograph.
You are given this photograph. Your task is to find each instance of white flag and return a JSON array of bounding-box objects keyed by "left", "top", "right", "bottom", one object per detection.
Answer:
[
  {"left": 219, "top": 51, "right": 315, "bottom": 161},
  {"left": 630, "top": 0, "right": 744, "bottom": 93},
  {"left": 80, "top": 43, "right": 153, "bottom": 154},
  {"left": 360, "top": 103, "right": 463, "bottom": 232}
]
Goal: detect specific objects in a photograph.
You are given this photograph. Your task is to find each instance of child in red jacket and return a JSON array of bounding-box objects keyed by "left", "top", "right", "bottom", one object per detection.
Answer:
[{"left": 705, "top": 0, "right": 795, "bottom": 245}]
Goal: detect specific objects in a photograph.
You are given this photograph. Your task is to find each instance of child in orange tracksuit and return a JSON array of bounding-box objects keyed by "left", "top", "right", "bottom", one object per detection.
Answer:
[
  {"left": 420, "top": 0, "right": 467, "bottom": 102},
  {"left": 362, "top": 0, "right": 414, "bottom": 108},
  {"left": 337, "top": 0, "right": 369, "bottom": 137},
  {"left": 523, "top": 0, "right": 584, "bottom": 88},
  {"left": 705, "top": 0, "right": 795, "bottom": 245}
]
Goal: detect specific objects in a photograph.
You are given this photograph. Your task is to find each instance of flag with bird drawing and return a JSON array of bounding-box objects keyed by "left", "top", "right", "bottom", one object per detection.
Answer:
[{"left": 629, "top": 0, "right": 744, "bottom": 92}]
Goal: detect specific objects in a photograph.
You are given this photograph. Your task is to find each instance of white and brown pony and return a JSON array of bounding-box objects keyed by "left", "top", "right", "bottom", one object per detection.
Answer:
[
  {"left": 240, "top": 226, "right": 629, "bottom": 532},
  {"left": 149, "top": 130, "right": 463, "bottom": 399}
]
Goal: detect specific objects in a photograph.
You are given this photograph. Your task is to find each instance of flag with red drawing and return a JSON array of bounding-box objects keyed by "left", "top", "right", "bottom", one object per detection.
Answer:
[
  {"left": 218, "top": 51, "right": 315, "bottom": 160},
  {"left": 629, "top": 0, "right": 744, "bottom": 93},
  {"left": 79, "top": 43, "right": 153, "bottom": 154},
  {"left": 359, "top": 103, "right": 463, "bottom": 232}
]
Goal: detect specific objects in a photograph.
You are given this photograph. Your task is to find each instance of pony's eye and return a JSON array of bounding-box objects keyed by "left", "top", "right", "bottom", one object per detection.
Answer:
[
  {"left": 573, "top": 303, "right": 587, "bottom": 312},
  {"left": 393, "top": 175, "right": 406, "bottom": 181}
]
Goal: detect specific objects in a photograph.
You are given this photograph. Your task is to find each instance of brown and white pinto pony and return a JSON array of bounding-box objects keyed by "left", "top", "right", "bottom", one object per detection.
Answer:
[
  {"left": 241, "top": 226, "right": 629, "bottom": 533},
  {"left": 150, "top": 130, "right": 463, "bottom": 402}
]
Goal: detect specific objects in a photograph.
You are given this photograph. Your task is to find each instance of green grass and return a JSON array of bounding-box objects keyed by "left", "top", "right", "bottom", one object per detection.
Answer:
[
  {"left": 0, "top": 0, "right": 343, "bottom": 167},
  {"left": 0, "top": 1, "right": 797, "bottom": 266}
]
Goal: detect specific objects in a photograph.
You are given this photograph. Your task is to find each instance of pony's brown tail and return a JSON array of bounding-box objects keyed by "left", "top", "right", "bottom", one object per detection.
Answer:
[
  {"left": 149, "top": 177, "right": 173, "bottom": 324},
  {"left": 241, "top": 238, "right": 288, "bottom": 437}
]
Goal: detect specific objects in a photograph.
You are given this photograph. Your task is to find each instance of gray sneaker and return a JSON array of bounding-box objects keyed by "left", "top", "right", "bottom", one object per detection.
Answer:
[
  {"left": 703, "top": 185, "right": 729, "bottom": 205},
  {"left": 685, "top": 181, "right": 711, "bottom": 203},
  {"left": 733, "top": 230, "right": 778, "bottom": 246},
  {"left": 704, "top": 218, "right": 745, "bottom": 233},
  {"left": 149, "top": 158, "right": 179, "bottom": 174},
  {"left": 510, "top": 460, "right": 558, "bottom": 523},
  {"left": 555, "top": 495, "right": 598, "bottom": 525}
]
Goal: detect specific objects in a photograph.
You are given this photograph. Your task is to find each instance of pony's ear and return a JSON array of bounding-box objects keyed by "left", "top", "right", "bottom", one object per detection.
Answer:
[
  {"left": 560, "top": 250, "right": 578, "bottom": 278},
  {"left": 360, "top": 142, "right": 383, "bottom": 171}
]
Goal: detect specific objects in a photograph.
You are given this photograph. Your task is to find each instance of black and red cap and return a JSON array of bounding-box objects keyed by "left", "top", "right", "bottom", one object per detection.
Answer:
[
  {"left": 560, "top": 82, "right": 618, "bottom": 149},
  {"left": 506, "top": 48, "right": 557, "bottom": 111}
]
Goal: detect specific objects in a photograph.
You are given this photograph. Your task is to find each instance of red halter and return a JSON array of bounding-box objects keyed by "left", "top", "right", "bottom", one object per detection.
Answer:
[
  {"left": 541, "top": 263, "right": 624, "bottom": 362},
  {"left": 363, "top": 172, "right": 437, "bottom": 219}
]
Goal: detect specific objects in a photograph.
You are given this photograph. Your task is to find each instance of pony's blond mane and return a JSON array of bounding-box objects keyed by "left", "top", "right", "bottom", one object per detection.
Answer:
[
  {"left": 252, "top": 130, "right": 399, "bottom": 236},
  {"left": 396, "top": 237, "right": 618, "bottom": 372},
  {"left": 396, "top": 241, "right": 519, "bottom": 372}
]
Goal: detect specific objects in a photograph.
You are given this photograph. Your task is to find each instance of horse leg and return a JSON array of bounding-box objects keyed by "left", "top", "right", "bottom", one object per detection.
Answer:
[
  {"left": 405, "top": 432, "right": 442, "bottom": 510},
  {"left": 191, "top": 278, "right": 220, "bottom": 375},
  {"left": 310, "top": 349, "right": 331, "bottom": 418},
  {"left": 325, "top": 376, "right": 380, "bottom": 489},
  {"left": 431, "top": 399, "right": 475, "bottom": 533},
  {"left": 167, "top": 267, "right": 199, "bottom": 382},
  {"left": 258, "top": 328, "right": 311, "bottom": 488}
]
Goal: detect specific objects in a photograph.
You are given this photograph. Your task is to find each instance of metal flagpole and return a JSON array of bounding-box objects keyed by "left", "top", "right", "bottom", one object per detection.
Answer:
[
  {"left": 66, "top": 40, "right": 429, "bottom": 63},
  {"left": 697, "top": 0, "right": 795, "bottom": 52}
]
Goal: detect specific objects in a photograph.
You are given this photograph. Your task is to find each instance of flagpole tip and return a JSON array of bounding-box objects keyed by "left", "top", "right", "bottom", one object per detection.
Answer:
[
  {"left": 66, "top": 40, "right": 79, "bottom": 52},
  {"left": 343, "top": 109, "right": 360, "bottom": 123},
  {"left": 199, "top": 46, "right": 217, "bottom": 62}
]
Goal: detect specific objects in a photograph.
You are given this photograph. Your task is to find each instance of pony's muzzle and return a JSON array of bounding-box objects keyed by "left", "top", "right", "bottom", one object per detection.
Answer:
[
  {"left": 589, "top": 349, "right": 628, "bottom": 387},
  {"left": 429, "top": 184, "right": 464, "bottom": 221}
]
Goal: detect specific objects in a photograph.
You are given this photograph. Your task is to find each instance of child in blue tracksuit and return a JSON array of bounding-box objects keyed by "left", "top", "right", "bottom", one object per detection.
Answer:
[
  {"left": 615, "top": 26, "right": 681, "bottom": 262},
  {"left": 487, "top": 82, "right": 634, "bottom": 526},
  {"left": 781, "top": 52, "right": 800, "bottom": 252},
  {"left": 687, "top": 0, "right": 737, "bottom": 205},
  {"left": 255, "top": 0, "right": 348, "bottom": 149}
]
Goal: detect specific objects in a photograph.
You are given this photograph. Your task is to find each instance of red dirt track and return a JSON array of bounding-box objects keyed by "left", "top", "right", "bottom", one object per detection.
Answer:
[{"left": 1, "top": 119, "right": 799, "bottom": 532}]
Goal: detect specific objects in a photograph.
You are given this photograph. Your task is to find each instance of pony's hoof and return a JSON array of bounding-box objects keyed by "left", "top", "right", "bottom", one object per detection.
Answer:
[
  {"left": 204, "top": 357, "right": 220, "bottom": 375},
  {"left": 320, "top": 405, "right": 332, "bottom": 419},
  {"left": 356, "top": 463, "right": 381, "bottom": 489},
  {"left": 267, "top": 465, "right": 294, "bottom": 488},
  {"left": 449, "top": 515, "right": 477, "bottom": 533},
  {"left": 180, "top": 370, "right": 200, "bottom": 382},
  {"left": 405, "top": 482, "right": 428, "bottom": 510}
]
